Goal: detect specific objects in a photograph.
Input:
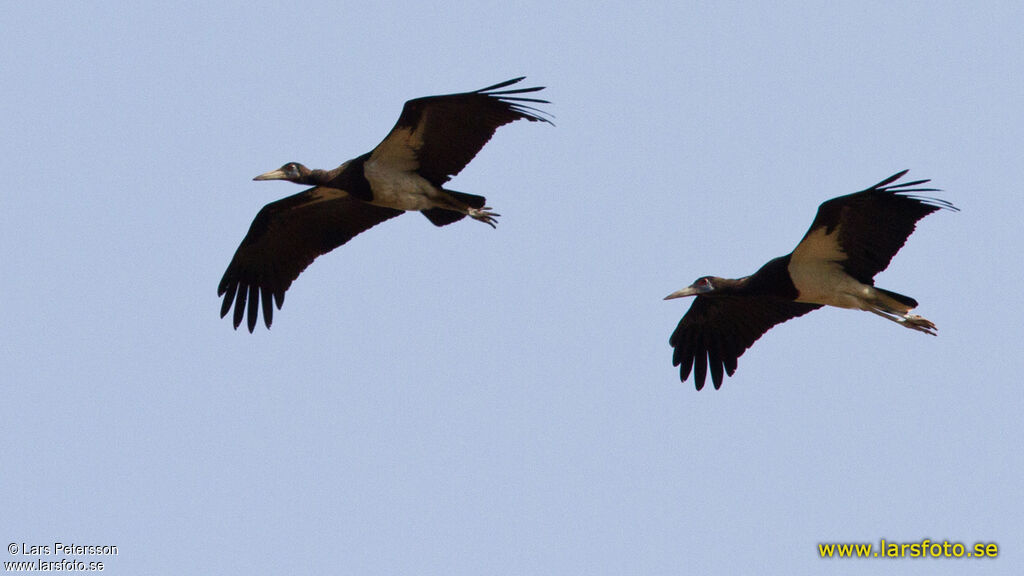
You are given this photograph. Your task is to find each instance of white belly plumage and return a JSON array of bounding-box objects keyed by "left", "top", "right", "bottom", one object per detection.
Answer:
[
  {"left": 364, "top": 158, "right": 445, "bottom": 212},
  {"left": 789, "top": 226, "right": 874, "bottom": 310},
  {"left": 790, "top": 259, "right": 873, "bottom": 309}
]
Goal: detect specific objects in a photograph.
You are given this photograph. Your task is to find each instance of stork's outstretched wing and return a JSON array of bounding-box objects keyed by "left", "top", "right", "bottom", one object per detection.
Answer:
[
  {"left": 794, "top": 170, "right": 956, "bottom": 285},
  {"left": 670, "top": 296, "right": 822, "bottom": 390},
  {"left": 218, "top": 188, "right": 402, "bottom": 331},
  {"left": 369, "top": 77, "right": 551, "bottom": 187}
]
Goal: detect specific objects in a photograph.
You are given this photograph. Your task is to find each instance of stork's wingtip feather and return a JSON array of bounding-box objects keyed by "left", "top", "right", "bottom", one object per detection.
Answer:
[
  {"left": 477, "top": 77, "right": 527, "bottom": 93},
  {"left": 870, "top": 169, "right": 905, "bottom": 188}
]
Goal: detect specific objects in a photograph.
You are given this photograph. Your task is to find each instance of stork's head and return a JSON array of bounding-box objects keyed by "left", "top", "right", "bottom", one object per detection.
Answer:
[
  {"left": 664, "top": 276, "right": 728, "bottom": 300},
  {"left": 254, "top": 162, "right": 313, "bottom": 184}
]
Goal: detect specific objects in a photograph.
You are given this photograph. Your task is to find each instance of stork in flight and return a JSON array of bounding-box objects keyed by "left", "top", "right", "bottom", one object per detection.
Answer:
[
  {"left": 219, "top": 78, "right": 550, "bottom": 331},
  {"left": 665, "top": 170, "right": 957, "bottom": 390}
]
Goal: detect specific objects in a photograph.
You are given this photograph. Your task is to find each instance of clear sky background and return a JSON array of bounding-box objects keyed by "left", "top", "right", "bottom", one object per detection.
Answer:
[{"left": 2, "top": 2, "right": 1022, "bottom": 574}]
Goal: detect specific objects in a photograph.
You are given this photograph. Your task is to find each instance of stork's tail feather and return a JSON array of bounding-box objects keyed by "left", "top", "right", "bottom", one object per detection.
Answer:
[
  {"left": 874, "top": 287, "right": 918, "bottom": 310},
  {"left": 445, "top": 190, "right": 487, "bottom": 208},
  {"left": 422, "top": 208, "right": 467, "bottom": 227}
]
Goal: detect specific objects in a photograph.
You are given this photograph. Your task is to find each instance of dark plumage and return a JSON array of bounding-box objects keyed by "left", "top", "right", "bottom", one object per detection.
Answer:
[
  {"left": 665, "top": 170, "right": 957, "bottom": 390},
  {"left": 219, "top": 78, "right": 551, "bottom": 331}
]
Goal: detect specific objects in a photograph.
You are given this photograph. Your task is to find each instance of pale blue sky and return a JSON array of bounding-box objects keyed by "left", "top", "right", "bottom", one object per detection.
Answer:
[{"left": 2, "top": 2, "right": 1022, "bottom": 574}]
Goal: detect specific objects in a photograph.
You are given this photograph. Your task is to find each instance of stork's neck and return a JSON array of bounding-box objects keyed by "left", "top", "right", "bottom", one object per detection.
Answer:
[
  {"left": 304, "top": 168, "right": 332, "bottom": 185},
  {"left": 708, "top": 277, "right": 751, "bottom": 296}
]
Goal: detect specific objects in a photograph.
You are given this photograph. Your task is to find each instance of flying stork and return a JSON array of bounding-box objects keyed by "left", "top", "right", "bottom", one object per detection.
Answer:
[
  {"left": 218, "top": 77, "right": 550, "bottom": 331},
  {"left": 665, "top": 170, "right": 957, "bottom": 390}
]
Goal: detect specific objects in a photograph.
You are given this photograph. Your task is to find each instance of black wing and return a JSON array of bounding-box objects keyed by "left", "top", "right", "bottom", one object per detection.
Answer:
[
  {"left": 218, "top": 188, "right": 403, "bottom": 332},
  {"left": 369, "top": 77, "right": 551, "bottom": 187},
  {"left": 796, "top": 170, "right": 957, "bottom": 285},
  {"left": 670, "top": 297, "right": 822, "bottom": 390}
]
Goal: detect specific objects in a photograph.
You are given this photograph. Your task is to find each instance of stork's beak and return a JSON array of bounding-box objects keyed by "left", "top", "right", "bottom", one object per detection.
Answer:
[
  {"left": 664, "top": 285, "right": 702, "bottom": 300},
  {"left": 253, "top": 168, "right": 289, "bottom": 181}
]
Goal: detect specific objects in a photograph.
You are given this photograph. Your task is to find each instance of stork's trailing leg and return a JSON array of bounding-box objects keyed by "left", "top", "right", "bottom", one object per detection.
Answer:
[{"left": 867, "top": 308, "right": 937, "bottom": 336}]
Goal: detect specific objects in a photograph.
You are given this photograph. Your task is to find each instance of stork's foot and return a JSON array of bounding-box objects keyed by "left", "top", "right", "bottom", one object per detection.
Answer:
[
  {"left": 468, "top": 206, "right": 500, "bottom": 228},
  {"left": 900, "top": 314, "right": 937, "bottom": 336}
]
